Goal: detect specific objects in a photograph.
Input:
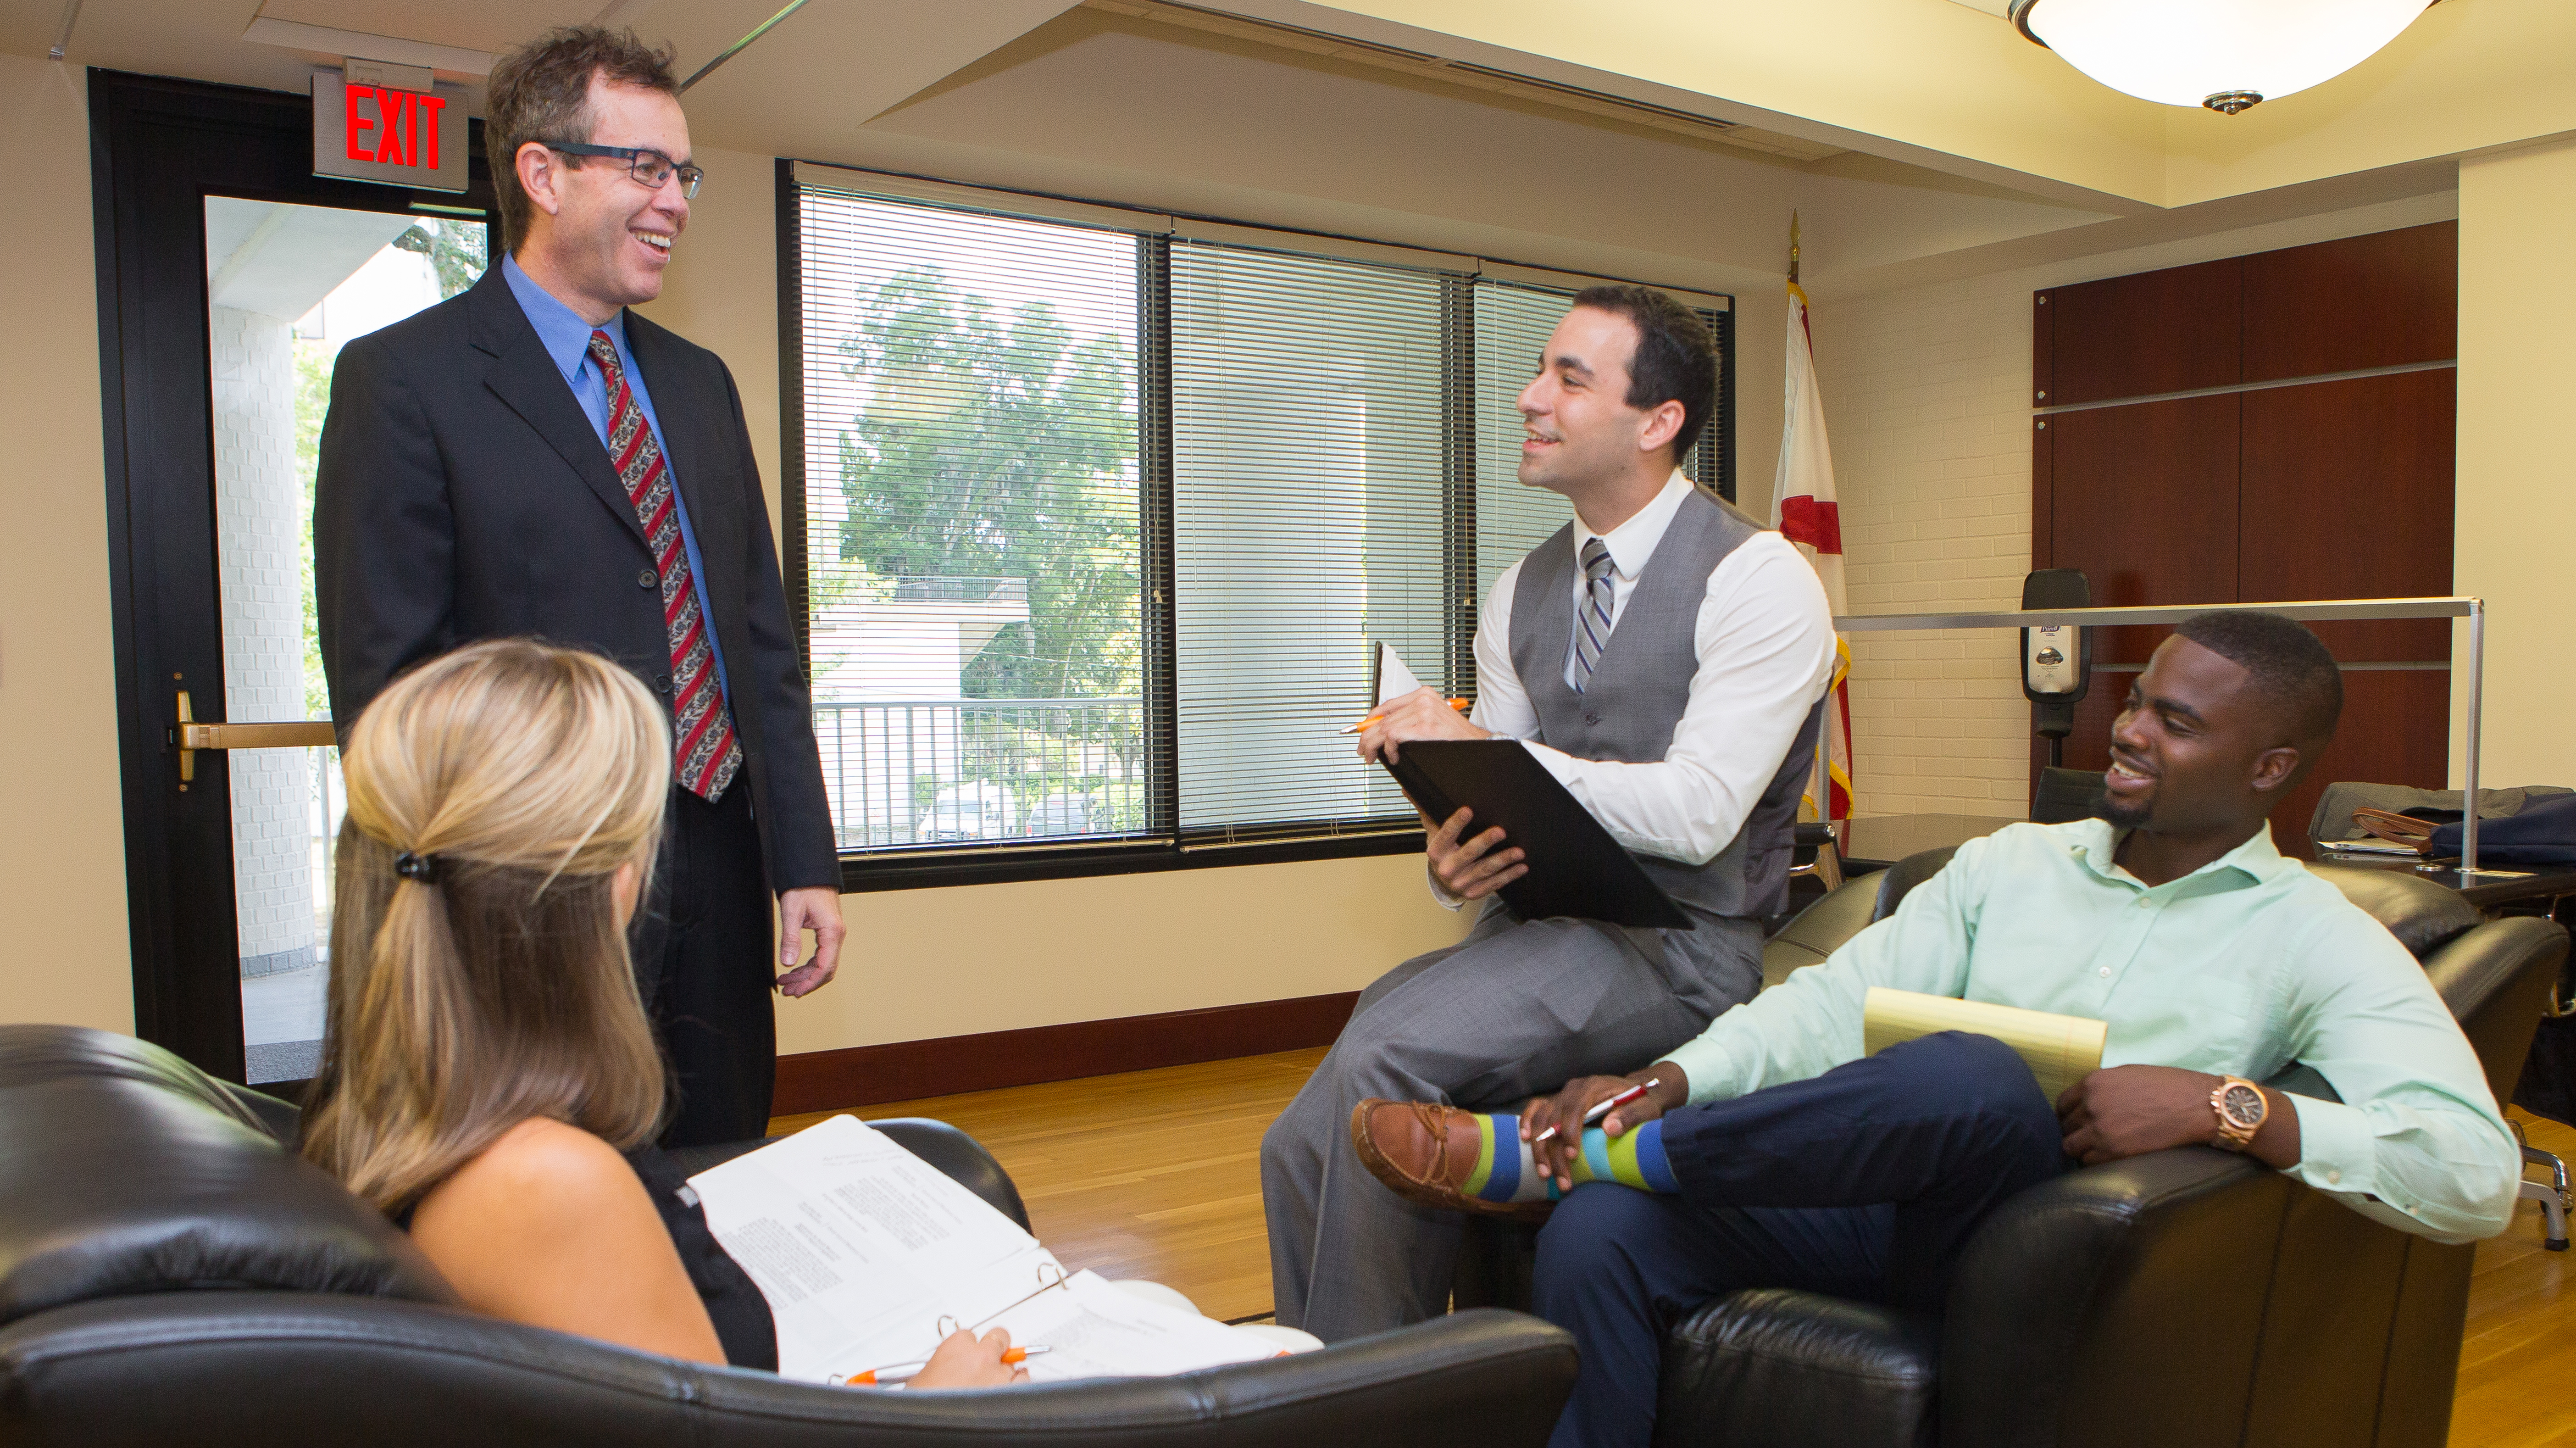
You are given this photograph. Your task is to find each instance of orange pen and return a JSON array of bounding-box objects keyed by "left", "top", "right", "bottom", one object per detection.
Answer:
[
  {"left": 844, "top": 1345, "right": 1049, "bottom": 1386},
  {"left": 1340, "top": 697, "right": 1471, "bottom": 735}
]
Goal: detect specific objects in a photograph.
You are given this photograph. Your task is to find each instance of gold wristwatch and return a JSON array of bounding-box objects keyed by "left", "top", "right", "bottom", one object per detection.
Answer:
[{"left": 2210, "top": 1075, "right": 2267, "bottom": 1152}]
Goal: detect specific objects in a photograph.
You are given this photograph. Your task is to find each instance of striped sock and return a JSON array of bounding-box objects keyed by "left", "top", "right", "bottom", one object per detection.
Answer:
[{"left": 1459, "top": 1114, "right": 1678, "bottom": 1205}]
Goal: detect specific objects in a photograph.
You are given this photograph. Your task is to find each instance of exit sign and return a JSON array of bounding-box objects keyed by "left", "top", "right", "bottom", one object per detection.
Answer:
[{"left": 312, "top": 63, "right": 466, "bottom": 193}]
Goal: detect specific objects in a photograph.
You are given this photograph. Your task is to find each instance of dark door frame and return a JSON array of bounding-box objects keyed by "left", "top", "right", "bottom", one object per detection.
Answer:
[{"left": 89, "top": 68, "right": 496, "bottom": 1081}]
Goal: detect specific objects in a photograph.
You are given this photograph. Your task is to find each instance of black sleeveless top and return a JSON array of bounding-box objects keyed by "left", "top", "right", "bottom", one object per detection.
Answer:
[{"left": 397, "top": 1142, "right": 778, "bottom": 1370}]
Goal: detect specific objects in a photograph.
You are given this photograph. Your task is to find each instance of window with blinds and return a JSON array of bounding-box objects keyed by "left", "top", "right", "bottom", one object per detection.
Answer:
[
  {"left": 1170, "top": 242, "right": 1449, "bottom": 841},
  {"left": 789, "top": 171, "right": 1733, "bottom": 876},
  {"left": 796, "top": 189, "right": 1148, "bottom": 852}
]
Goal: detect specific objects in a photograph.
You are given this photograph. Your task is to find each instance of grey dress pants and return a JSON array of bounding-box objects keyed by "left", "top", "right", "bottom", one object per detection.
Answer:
[{"left": 1260, "top": 899, "right": 1759, "bottom": 1341}]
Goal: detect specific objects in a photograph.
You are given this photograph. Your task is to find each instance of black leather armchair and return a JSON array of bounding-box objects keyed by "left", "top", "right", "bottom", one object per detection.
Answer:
[
  {"left": 0, "top": 1025, "right": 1577, "bottom": 1448},
  {"left": 1458, "top": 847, "right": 2567, "bottom": 1448}
]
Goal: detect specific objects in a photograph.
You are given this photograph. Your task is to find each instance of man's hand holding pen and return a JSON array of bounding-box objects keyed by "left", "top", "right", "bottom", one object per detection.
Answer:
[
  {"left": 1360, "top": 687, "right": 1511, "bottom": 900},
  {"left": 1354, "top": 686, "right": 1487, "bottom": 764},
  {"left": 1522, "top": 1067, "right": 1690, "bottom": 1190}
]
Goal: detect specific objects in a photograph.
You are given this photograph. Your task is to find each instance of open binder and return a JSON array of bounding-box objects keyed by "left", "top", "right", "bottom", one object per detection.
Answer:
[{"left": 1382, "top": 739, "right": 1691, "bottom": 930}]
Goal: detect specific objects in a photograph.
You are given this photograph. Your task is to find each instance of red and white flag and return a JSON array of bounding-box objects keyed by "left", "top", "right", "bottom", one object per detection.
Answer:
[{"left": 1770, "top": 280, "right": 1854, "bottom": 822}]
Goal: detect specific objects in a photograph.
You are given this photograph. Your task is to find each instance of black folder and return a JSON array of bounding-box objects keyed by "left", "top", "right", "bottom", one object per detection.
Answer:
[{"left": 1382, "top": 739, "right": 1691, "bottom": 930}]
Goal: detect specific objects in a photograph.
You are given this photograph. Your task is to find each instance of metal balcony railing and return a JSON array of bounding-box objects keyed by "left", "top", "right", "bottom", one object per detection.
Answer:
[{"left": 812, "top": 696, "right": 1147, "bottom": 850}]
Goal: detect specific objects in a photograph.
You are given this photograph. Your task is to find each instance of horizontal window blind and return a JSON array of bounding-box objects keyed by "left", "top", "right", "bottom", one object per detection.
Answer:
[
  {"left": 798, "top": 189, "right": 1150, "bottom": 852},
  {"left": 1169, "top": 241, "right": 1449, "bottom": 839},
  {"left": 1473, "top": 281, "right": 1580, "bottom": 604}
]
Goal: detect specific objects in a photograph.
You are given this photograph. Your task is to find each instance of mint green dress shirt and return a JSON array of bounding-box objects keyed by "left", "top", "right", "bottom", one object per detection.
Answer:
[{"left": 1663, "top": 819, "right": 2520, "bottom": 1244}]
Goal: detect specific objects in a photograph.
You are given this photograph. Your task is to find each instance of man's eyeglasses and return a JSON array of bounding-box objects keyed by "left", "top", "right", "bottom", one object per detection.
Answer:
[{"left": 543, "top": 141, "right": 703, "bottom": 199}]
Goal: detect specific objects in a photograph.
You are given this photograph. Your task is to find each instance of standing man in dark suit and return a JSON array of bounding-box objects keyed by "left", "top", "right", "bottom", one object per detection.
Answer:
[{"left": 316, "top": 27, "right": 844, "bottom": 1147}]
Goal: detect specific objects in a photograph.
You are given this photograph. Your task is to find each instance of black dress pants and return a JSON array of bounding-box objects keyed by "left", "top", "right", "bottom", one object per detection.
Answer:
[{"left": 635, "top": 783, "right": 776, "bottom": 1148}]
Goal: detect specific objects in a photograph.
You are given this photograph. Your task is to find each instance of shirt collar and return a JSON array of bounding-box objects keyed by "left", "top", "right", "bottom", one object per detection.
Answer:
[
  {"left": 2063, "top": 817, "right": 2298, "bottom": 889},
  {"left": 501, "top": 252, "right": 625, "bottom": 386},
  {"left": 1572, "top": 469, "right": 1694, "bottom": 579}
]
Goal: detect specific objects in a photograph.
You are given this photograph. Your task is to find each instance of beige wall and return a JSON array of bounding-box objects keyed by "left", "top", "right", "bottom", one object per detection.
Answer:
[
  {"left": 1810, "top": 191, "right": 2462, "bottom": 820},
  {"left": 0, "top": 56, "right": 131, "bottom": 1031},
  {"left": 779, "top": 855, "right": 1472, "bottom": 1055},
  {"left": 2454, "top": 137, "right": 2576, "bottom": 791}
]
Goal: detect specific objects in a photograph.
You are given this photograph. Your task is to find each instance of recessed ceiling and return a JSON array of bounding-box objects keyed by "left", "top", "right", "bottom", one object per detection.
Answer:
[
  {"left": 252, "top": 0, "right": 597, "bottom": 57},
  {"left": 1089, "top": 0, "right": 1846, "bottom": 162}
]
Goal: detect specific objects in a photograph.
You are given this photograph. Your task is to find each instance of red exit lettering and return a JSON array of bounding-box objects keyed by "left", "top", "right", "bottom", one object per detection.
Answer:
[{"left": 344, "top": 82, "right": 446, "bottom": 169}]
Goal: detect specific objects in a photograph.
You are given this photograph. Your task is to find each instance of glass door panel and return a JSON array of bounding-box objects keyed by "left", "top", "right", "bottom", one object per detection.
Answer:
[{"left": 204, "top": 197, "right": 487, "bottom": 1082}]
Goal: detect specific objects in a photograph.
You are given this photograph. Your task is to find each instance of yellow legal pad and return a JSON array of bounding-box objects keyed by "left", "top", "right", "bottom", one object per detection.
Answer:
[{"left": 1861, "top": 987, "right": 2109, "bottom": 1104}]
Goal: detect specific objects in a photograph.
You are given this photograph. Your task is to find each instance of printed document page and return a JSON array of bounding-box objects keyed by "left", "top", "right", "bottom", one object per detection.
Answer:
[
  {"left": 986, "top": 1271, "right": 1285, "bottom": 1383},
  {"left": 688, "top": 1114, "right": 1060, "bottom": 1381}
]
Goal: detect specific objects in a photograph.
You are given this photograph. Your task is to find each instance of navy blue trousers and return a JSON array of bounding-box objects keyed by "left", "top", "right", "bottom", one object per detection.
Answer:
[{"left": 1531, "top": 1032, "right": 2071, "bottom": 1448}]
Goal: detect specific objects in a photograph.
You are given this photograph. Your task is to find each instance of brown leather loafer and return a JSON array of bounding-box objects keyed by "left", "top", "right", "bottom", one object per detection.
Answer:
[{"left": 1349, "top": 1099, "right": 1554, "bottom": 1222}]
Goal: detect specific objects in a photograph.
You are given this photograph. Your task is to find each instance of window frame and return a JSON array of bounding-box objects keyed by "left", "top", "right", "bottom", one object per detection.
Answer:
[{"left": 777, "top": 161, "right": 1735, "bottom": 893}]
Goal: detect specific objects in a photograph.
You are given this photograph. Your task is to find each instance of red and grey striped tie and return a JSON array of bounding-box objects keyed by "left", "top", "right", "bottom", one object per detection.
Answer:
[{"left": 589, "top": 329, "right": 742, "bottom": 801}]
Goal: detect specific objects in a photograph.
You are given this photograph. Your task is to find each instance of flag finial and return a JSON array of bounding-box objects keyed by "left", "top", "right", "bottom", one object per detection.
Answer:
[{"left": 1788, "top": 211, "right": 1801, "bottom": 284}]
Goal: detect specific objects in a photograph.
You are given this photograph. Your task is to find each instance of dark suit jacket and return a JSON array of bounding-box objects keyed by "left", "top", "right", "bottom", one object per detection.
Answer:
[{"left": 315, "top": 267, "right": 839, "bottom": 891}]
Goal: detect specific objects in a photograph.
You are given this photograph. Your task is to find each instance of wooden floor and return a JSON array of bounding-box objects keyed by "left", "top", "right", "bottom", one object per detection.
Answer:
[{"left": 777, "top": 1052, "right": 2576, "bottom": 1440}]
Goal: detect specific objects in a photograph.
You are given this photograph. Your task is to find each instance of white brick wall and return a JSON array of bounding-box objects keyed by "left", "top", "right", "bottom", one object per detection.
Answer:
[
  {"left": 1804, "top": 192, "right": 2459, "bottom": 821},
  {"left": 1810, "top": 273, "right": 2034, "bottom": 819}
]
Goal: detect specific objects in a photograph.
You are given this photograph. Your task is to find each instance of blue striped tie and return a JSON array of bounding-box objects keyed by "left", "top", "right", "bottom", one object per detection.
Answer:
[{"left": 1569, "top": 537, "right": 1616, "bottom": 694}]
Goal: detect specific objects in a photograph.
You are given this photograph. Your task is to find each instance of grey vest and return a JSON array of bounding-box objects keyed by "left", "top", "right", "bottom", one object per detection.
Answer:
[{"left": 1507, "top": 489, "right": 1825, "bottom": 925}]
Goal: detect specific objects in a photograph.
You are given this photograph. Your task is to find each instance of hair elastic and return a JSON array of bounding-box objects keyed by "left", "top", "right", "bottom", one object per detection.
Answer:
[{"left": 393, "top": 851, "right": 443, "bottom": 885}]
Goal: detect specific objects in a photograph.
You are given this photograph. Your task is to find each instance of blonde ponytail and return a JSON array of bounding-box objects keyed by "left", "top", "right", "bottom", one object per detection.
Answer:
[{"left": 303, "top": 640, "right": 672, "bottom": 1214}]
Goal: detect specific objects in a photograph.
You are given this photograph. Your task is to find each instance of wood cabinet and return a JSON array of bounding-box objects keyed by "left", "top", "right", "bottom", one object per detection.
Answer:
[{"left": 2030, "top": 222, "right": 2457, "bottom": 855}]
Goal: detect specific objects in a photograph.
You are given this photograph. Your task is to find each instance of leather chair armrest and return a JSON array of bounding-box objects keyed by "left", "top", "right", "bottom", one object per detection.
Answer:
[
  {"left": 1655, "top": 1288, "right": 1939, "bottom": 1448},
  {"left": 1760, "top": 871, "right": 1888, "bottom": 990},
  {"left": 216, "top": 1082, "right": 305, "bottom": 1148},
  {"left": 0, "top": 1294, "right": 1576, "bottom": 1448},
  {"left": 1872, "top": 848, "right": 1958, "bottom": 922},
  {"left": 2423, "top": 916, "right": 2569, "bottom": 1106},
  {"left": 1939, "top": 1147, "right": 2291, "bottom": 1448}
]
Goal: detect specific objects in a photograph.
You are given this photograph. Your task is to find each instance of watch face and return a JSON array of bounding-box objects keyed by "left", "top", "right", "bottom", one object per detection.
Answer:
[{"left": 2221, "top": 1083, "right": 2265, "bottom": 1129}]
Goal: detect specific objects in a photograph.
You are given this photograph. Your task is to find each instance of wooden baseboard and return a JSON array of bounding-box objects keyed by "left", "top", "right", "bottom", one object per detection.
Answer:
[{"left": 772, "top": 991, "right": 1360, "bottom": 1114}]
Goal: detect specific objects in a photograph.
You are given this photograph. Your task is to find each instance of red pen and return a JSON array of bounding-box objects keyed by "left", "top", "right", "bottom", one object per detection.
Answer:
[{"left": 1532, "top": 1077, "right": 1662, "bottom": 1146}]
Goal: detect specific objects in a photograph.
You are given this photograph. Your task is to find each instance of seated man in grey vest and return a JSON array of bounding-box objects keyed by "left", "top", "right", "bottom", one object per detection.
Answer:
[{"left": 1260, "top": 285, "right": 1839, "bottom": 1341}]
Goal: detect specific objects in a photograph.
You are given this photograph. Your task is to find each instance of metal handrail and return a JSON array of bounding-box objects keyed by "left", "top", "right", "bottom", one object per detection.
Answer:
[{"left": 1827, "top": 596, "right": 2498, "bottom": 876}]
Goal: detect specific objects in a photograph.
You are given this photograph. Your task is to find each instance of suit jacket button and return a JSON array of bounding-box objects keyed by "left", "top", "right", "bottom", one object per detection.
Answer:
[
  {"left": 655, "top": 674, "right": 673, "bottom": 694},
  {"left": 1584, "top": 711, "right": 1602, "bottom": 725},
  {"left": 638, "top": 569, "right": 658, "bottom": 589}
]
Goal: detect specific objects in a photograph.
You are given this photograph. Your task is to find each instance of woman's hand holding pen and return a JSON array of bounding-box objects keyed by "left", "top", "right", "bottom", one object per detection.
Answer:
[
  {"left": 908, "top": 1326, "right": 1031, "bottom": 1389},
  {"left": 1522, "top": 1067, "right": 1689, "bottom": 1190},
  {"left": 1355, "top": 686, "right": 1487, "bottom": 765}
]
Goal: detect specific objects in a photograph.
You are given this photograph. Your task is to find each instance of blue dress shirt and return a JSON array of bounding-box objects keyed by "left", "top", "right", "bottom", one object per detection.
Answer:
[{"left": 500, "top": 253, "right": 731, "bottom": 697}]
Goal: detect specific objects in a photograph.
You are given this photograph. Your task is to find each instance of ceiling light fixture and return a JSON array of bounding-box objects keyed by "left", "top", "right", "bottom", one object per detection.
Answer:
[{"left": 2007, "top": 0, "right": 2434, "bottom": 114}]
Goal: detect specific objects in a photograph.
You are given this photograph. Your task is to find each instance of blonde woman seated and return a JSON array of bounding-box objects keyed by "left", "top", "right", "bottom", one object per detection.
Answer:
[{"left": 300, "top": 639, "right": 1021, "bottom": 1387}]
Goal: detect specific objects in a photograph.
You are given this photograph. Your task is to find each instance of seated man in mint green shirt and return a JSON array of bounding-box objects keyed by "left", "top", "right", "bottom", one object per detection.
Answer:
[{"left": 1345, "top": 610, "right": 2520, "bottom": 1448}]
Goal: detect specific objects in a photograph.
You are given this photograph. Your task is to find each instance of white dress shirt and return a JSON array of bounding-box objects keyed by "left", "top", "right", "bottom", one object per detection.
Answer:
[{"left": 1434, "top": 472, "right": 1837, "bottom": 904}]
